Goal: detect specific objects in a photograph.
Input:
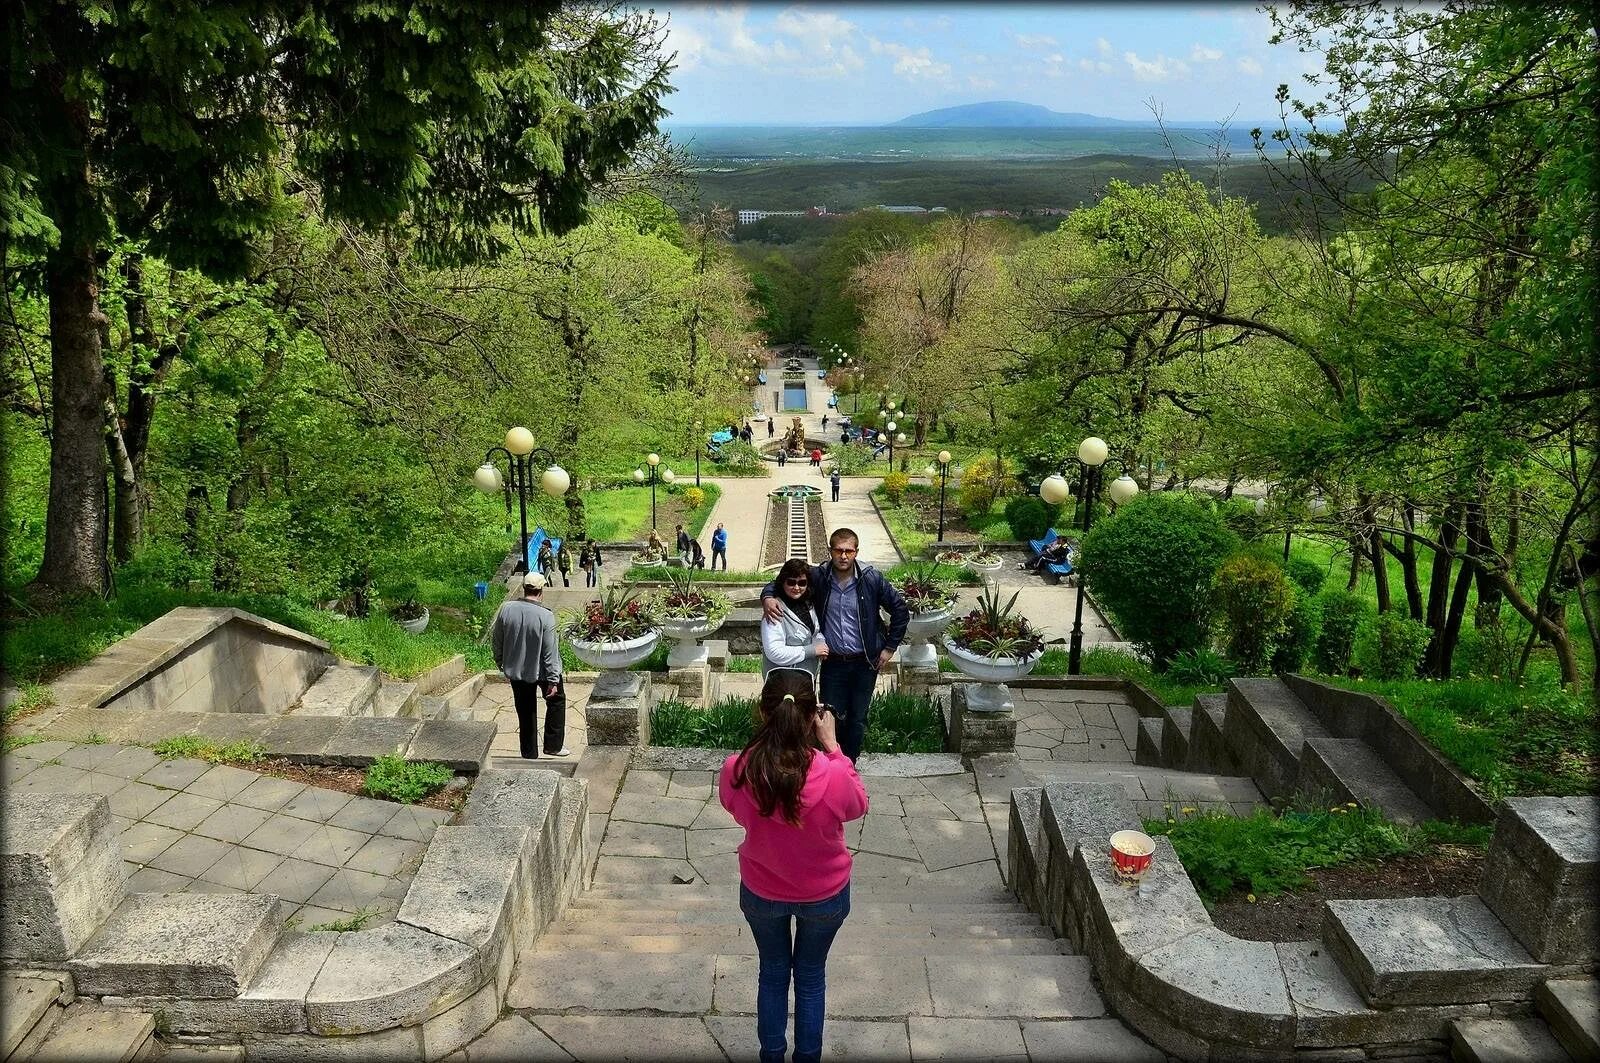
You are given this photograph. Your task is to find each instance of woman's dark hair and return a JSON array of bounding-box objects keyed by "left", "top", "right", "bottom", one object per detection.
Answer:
[
  {"left": 775, "top": 558, "right": 815, "bottom": 634},
  {"left": 732, "top": 670, "right": 821, "bottom": 827}
]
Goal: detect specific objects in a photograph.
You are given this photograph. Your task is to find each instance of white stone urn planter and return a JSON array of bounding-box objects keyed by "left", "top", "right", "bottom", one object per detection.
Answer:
[
  {"left": 901, "top": 605, "right": 954, "bottom": 670},
  {"left": 658, "top": 615, "right": 725, "bottom": 669},
  {"left": 568, "top": 630, "right": 661, "bottom": 671},
  {"left": 965, "top": 556, "right": 1004, "bottom": 575},
  {"left": 941, "top": 638, "right": 1043, "bottom": 683},
  {"left": 632, "top": 556, "right": 666, "bottom": 570},
  {"left": 395, "top": 607, "right": 430, "bottom": 635}
]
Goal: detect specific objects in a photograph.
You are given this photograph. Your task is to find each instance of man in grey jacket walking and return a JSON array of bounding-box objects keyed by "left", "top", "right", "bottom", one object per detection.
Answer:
[{"left": 490, "top": 571, "right": 570, "bottom": 758}]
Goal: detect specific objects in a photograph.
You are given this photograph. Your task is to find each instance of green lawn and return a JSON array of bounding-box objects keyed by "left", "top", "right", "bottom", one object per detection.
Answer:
[
  {"left": 872, "top": 486, "right": 1011, "bottom": 556},
  {"left": 582, "top": 483, "right": 722, "bottom": 542}
]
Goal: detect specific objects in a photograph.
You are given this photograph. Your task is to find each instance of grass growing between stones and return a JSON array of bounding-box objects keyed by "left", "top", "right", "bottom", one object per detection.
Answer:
[
  {"left": 727, "top": 654, "right": 763, "bottom": 673},
  {"left": 650, "top": 687, "right": 945, "bottom": 754},
  {"left": 1144, "top": 802, "right": 1493, "bottom": 904},
  {"left": 150, "top": 735, "right": 267, "bottom": 764},
  {"left": 307, "top": 906, "right": 384, "bottom": 932},
  {"left": 361, "top": 754, "right": 453, "bottom": 804}
]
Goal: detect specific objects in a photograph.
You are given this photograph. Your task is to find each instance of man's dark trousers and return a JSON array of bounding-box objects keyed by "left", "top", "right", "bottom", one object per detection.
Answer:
[
  {"left": 830, "top": 482, "right": 840, "bottom": 502},
  {"left": 712, "top": 546, "right": 727, "bottom": 570},
  {"left": 820, "top": 656, "right": 876, "bottom": 761},
  {"left": 509, "top": 679, "right": 566, "bottom": 758}
]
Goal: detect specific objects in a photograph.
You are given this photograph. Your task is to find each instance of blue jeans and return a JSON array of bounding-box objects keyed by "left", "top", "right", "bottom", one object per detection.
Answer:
[
  {"left": 820, "top": 656, "right": 877, "bottom": 761},
  {"left": 740, "top": 881, "right": 851, "bottom": 1063}
]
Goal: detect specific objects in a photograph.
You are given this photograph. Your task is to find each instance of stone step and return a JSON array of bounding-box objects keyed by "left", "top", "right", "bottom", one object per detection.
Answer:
[
  {"left": 442, "top": 672, "right": 486, "bottom": 710},
  {"left": 1224, "top": 677, "right": 1330, "bottom": 798},
  {"left": 1, "top": 974, "right": 66, "bottom": 1060},
  {"left": 24, "top": 1003, "right": 155, "bottom": 1063},
  {"left": 291, "top": 663, "right": 380, "bottom": 717},
  {"left": 532, "top": 932, "right": 1068, "bottom": 956},
  {"left": 557, "top": 909, "right": 1046, "bottom": 931},
  {"left": 1185, "top": 693, "right": 1236, "bottom": 775},
  {"left": 1538, "top": 978, "right": 1600, "bottom": 1061},
  {"left": 581, "top": 883, "right": 1019, "bottom": 905},
  {"left": 1449, "top": 1017, "right": 1572, "bottom": 1063},
  {"left": 68, "top": 893, "right": 284, "bottom": 1000},
  {"left": 370, "top": 680, "right": 418, "bottom": 719},
  {"left": 1299, "top": 736, "right": 1436, "bottom": 825},
  {"left": 416, "top": 694, "right": 448, "bottom": 721},
  {"left": 1323, "top": 894, "right": 1560, "bottom": 1008},
  {"left": 567, "top": 895, "right": 1028, "bottom": 914},
  {"left": 1160, "top": 706, "right": 1192, "bottom": 769},
  {"left": 1133, "top": 716, "right": 1164, "bottom": 767}
]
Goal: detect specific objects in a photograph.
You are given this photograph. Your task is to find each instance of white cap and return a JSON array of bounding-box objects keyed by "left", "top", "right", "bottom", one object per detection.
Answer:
[{"left": 522, "top": 571, "right": 547, "bottom": 590}]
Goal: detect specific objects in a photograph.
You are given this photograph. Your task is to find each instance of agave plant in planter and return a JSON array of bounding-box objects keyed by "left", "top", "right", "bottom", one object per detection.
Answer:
[
  {"left": 942, "top": 588, "right": 1045, "bottom": 682},
  {"left": 935, "top": 548, "right": 967, "bottom": 566},
  {"left": 562, "top": 583, "right": 660, "bottom": 670},
  {"left": 894, "top": 562, "right": 959, "bottom": 670},
  {"left": 652, "top": 568, "right": 733, "bottom": 668},
  {"left": 383, "top": 581, "right": 430, "bottom": 634},
  {"left": 632, "top": 545, "right": 667, "bottom": 567},
  {"left": 965, "top": 548, "right": 1005, "bottom": 572}
]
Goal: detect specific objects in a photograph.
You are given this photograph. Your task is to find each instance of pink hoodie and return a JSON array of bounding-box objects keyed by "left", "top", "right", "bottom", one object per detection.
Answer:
[{"left": 719, "top": 747, "right": 869, "bottom": 902}]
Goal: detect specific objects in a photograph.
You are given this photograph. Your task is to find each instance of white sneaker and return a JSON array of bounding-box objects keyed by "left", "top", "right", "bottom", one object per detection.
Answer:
[{"left": 544, "top": 747, "right": 573, "bottom": 758}]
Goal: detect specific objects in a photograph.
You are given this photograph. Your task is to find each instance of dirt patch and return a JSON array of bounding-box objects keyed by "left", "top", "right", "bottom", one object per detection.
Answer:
[
  {"left": 1209, "top": 846, "right": 1485, "bottom": 942},
  {"left": 763, "top": 496, "right": 789, "bottom": 568},
  {"left": 806, "top": 497, "right": 826, "bottom": 562},
  {"left": 246, "top": 757, "right": 469, "bottom": 814}
]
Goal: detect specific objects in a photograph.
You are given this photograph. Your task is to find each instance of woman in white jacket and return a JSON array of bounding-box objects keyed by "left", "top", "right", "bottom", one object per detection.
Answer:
[{"left": 761, "top": 558, "right": 828, "bottom": 687}]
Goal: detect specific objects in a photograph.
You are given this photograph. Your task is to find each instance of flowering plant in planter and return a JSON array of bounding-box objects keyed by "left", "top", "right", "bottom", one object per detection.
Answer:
[
  {"left": 935, "top": 549, "right": 967, "bottom": 566},
  {"left": 966, "top": 548, "right": 1004, "bottom": 567},
  {"left": 893, "top": 562, "right": 958, "bottom": 614},
  {"left": 562, "top": 584, "right": 658, "bottom": 643},
  {"left": 632, "top": 545, "right": 666, "bottom": 565},
  {"left": 948, "top": 588, "right": 1044, "bottom": 659},
  {"left": 653, "top": 568, "right": 733, "bottom": 624}
]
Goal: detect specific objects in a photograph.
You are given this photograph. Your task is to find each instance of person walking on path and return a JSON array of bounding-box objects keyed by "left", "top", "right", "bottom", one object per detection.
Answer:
[
  {"left": 579, "top": 540, "right": 599, "bottom": 587},
  {"left": 767, "top": 418, "right": 775, "bottom": 438},
  {"left": 676, "top": 523, "right": 691, "bottom": 567},
  {"left": 711, "top": 523, "right": 729, "bottom": 571},
  {"left": 778, "top": 448, "right": 787, "bottom": 468},
  {"left": 690, "top": 536, "right": 707, "bottom": 570},
  {"left": 556, "top": 541, "right": 573, "bottom": 587},
  {"left": 829, "top": 468, "right": 841, "bottom": 502},
  {"left": 809, "top": 447, "right": 822, "bottom": 469},
  {"left": 719, "top": 670, "right": 867, "bottom": 1063},
  {"left": 536, "top": 540, "right": 556, "bottom": 585},
  {"left": 759, "top": 528, "right": 910, "bottom": 761},
  {"left": 489, "top": 572, "right": 570, "bottom": 758},
  {"left": 760, "top": 558, "right": 827, "bottom": 687},
  {"left": 821, "top": 413, "right": 829, "bottom": 430}
]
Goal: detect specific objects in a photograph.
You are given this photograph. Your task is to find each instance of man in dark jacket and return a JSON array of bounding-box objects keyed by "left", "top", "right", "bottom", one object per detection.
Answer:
[
  {"left": 489, "top": 572, "right": 569, "bottom": 758},
  {"left": 760, "top": 528, "right": 910, "bottom": 760}
]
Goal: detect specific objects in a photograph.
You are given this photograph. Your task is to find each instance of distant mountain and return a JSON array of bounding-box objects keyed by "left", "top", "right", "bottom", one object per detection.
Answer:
[{"left": 890, "top": 101, "right": 1148, "bottom": 128}]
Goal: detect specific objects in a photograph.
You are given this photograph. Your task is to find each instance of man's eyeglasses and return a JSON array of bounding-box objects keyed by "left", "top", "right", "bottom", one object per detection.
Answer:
[{"left": 830, "top": 547, "right": 857, "bottom": 556}]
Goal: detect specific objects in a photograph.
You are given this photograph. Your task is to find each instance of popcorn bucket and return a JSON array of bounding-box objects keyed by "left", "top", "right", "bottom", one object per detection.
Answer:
[{"left": 1110, "top": 830, "right": 1155, "bottom": 882}]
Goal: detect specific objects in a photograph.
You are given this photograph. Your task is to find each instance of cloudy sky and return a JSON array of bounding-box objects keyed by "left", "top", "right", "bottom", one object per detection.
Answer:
[{"left": 657, "top": 3, "right": 1324, "bottom": 125}]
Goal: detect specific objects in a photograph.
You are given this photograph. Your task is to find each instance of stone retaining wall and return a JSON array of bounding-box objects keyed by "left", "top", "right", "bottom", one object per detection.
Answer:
[
  {"left": 1006, "top": 782, "right": 1589, "bottom": 1061},
  {"left": 5, "top": 770, "right": 589, "bottom": 1061}
]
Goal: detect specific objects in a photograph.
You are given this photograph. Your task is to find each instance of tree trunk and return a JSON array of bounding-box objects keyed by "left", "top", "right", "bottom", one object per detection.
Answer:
[
  {"left": 35, "top": 237, "right": 111, "bottom": 598},
  {"left": 104, "top": 370, "right": 139, "bottom": 566},
  {"left": 110, "top": 253, "right": 179, "bottom": 562},
  {"left": 181, "top": 483, "right": 209, "bottom": 557},
  {"left": 1421, "top": 505, "right": 1462, "bottom": 677},
  {"left": 1399, "top": 504, "right": 1423, "bottom": 619}
]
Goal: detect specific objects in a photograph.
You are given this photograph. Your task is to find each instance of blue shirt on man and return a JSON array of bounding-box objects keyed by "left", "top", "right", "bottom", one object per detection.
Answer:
[{"left": 824, "top": 571, "right": 864, "bottom": 654}]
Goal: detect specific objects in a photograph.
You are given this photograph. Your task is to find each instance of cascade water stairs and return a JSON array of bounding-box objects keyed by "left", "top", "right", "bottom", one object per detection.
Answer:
[{"left": 786, "top": 493, "right": 811, "bottom": 561}]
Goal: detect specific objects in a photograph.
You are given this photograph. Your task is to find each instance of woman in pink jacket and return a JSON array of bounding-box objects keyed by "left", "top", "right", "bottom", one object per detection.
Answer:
[{"left": 719, "top": 669, "right": 869, "bottom": 1063}]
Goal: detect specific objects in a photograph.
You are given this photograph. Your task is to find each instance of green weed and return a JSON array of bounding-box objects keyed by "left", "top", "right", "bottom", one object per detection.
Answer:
[
  {"left": 361, "top": 754, "right": 453, "bottom": 804},
  {"left": 726, "top": 655, "right": 764, "bottom": 673},
  {"left": 2, "top": 734, "right": 44, "bottom": 753},
  {"left": 150, "top": 735, "right": 267, "bottom": 764},
  {"left": 308, "top": 906, "right": 384, "bottom": 932}
]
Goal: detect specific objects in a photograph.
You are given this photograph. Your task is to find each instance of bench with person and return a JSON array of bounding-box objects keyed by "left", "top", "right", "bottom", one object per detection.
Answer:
[{"left": 1026, "top": 528, "right": 1075, "bottom": 578}]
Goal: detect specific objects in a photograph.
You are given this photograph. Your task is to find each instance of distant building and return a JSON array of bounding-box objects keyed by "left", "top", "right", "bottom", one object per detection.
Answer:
[
  {"left": 877, "top": 204, "right": 928, "bottom": 213},
  {"left": 974, "top": 209, "right": 1019, "bottom": 219},
  {"left": 737, "top": 206, "right": 828, "bottom": 225}
]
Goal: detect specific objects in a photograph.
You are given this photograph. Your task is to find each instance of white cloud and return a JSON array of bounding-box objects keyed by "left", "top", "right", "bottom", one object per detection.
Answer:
[
  {"left": 775, "top": 8, "right": 855, "bottom": 46},
  {"left": 665, "top": 6, "right": 870, "bottom": 80},
  {"left": 1124, "top": 51, "right": 1191, "bottom": 82},
  {"left": 1078, "top": 57, "right": 1113, "bottom": 74},
  {"left": 1011, "top": 31, "right": 1058, "bottom": 50},
  {"left": 1096, "top": 37, "right": 1114, "bottom": 57},
  {"left": 868, "top": 37, "right": 953, "bottom": 83},
  {"left": 663, "top": 16, "right": 709, "bottom": 73},
  {"left": 1190, "top": 44, "right": 1223, "bottom": 62},
  {"left": 1236, "top": 56, "right": 1264, "bottom": 75},
  {"left": 967, "top": 75, "right": 997, "bottom": 90}
]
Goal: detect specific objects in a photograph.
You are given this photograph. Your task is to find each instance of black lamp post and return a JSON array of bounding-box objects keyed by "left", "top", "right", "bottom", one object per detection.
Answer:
[
  {"left": 1039, "top": 436, "right": 1139, "bottom": 674},
  {"left": 632, "top": 452, "right": 676, "bottom": 530},
  {"left": 474, "top": 427, "right": 571, "bottom": 574},
  {"left": 935, "top": 450, "right": 953, "bottom": 542}
]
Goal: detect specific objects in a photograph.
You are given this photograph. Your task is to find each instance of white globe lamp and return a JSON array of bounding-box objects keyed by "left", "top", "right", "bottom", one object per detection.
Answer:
[
  {"left": 1108, "top": 474, "right": 1140, "bottom": 505},
  {"left": 540, "top": 465, "right": 571, "bottom": 497},
  {"left": 473, "top": 463, "right": 503, "bottom": 493},
  {"left": 1040, "top": 474, "right": 1071, "bottom": 506},
  {"left": 1078, "top": 436, "right": 1109, "bottom": 467},
  {"left": 505, "top": 427, "right": 535, "bottom": 457}
]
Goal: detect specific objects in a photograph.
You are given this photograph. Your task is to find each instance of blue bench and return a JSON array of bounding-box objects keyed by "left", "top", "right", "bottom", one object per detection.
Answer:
[
  {"left": 757, "top": 371, "right": 768, "bottom": 384},
  {"left": 525, "top": 528, "right": 562, "bottom": 574},
  {"left": 1028, "top": 527, "right": 1061, "bottom": 558}
]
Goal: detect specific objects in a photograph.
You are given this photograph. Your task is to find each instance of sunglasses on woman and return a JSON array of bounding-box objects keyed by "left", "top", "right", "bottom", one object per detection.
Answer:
[{"left": 783, "top": 578, "right": 808, "bottom": 587}]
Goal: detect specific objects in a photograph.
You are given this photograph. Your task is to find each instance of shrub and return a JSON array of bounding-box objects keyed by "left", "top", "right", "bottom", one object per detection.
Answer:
[
  {"left": 1353, "top": 611, "right": 1433, "bottom": 680},
  {"left": 957, "top": 454, "right": 1016, "bottom": 519},
  {"left": 713, "top": 440, "right": 765, "bottom": 471},
  {"left": 1283, "top": 554, "right": 1327, "bottom": 598},
  {"left": 1078, "top": 493, "right": 1237, "bottom": 669},
  {"left": 1313, "top": 590, "right": 1367, "bottom": 674},
  {"left": 1272, "top": 590, "right": 1322, "bottom": 674},
  {"left": 1214, "top": 553, "right": 1296, "bottom": 674},
  {"left": 828, "top": 442, "right": 877, "bottom": 475},
  {"left": 882, "top": 471, "right": 910, "bottom": 504},
  {"left": 1168, "top": 648, "right": 1234, "bottom": 686},
  {"left": 681, "top": 486, "right": 707, "bottom": 510},
  {"left": 1005, "top": 495, "right": 1050, "bottom": 542},
  {"left": 362, "top": 754, "right": 454, "bottom": 804}
]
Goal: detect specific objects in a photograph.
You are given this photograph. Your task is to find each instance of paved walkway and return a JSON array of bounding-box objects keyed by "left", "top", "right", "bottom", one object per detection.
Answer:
[{"left": 5, "top": 739, "right": 448, "bottom": 930}]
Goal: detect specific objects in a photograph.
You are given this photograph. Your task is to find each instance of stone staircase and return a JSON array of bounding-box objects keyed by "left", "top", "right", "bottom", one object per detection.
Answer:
[
  {"left": 508, "top": 881, "right": 1121, "bottom": 1054},
  {"left": 1139, "top": 676, "right": 1494, "bottom": 826},
  {"left": 1449, "top": 975, "right": 1599, "bottom": 1061},
  {"left": 1, "top": 971, "right": 159, "bottom": 1062},
  {"left": 287, "top": 662, "right": 484, "bottom": 724}
]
